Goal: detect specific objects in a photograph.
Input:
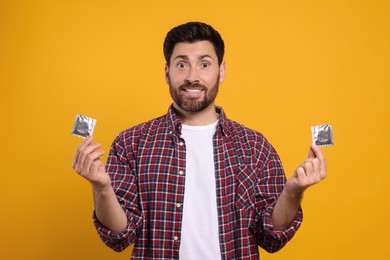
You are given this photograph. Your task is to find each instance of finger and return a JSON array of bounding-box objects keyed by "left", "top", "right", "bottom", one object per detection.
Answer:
[
  {"left": 311, "top": 158, "right": 321, "bottom": 177},
  {"left": 87, "top": 159, "right": 104, "bottom": 180},
  {"left": 308, "top": 158, "right": 322, "bottom": 183},
  {"left": 297, "top": 161, "right": 320, "bottom": 188},
  {"left": 311, "top": 144, "right": 327, "bottom": 178},
  {"left": 80, "top": 149, "right": 106, "bottom": 176},
  {"left": 80, "top": 150, "right": 105, "bottom": 175},
  {"left": 308, "top": 144, "right": 318, "bottom": 159},
  {"left": 302, "top": 160, "right": 314, "bottom": 177},
  {"left": 73, "top": 137, "right": 94, "bottom": 169},
  {"left": 295, "top": 166, "right": 306, "bottom": 178},
  {"left": 75, "top": 143, "right": 100, "bottom": 173},
  {"left": 75, "top": 143, "right": 103, "bottom": 173},
  {"left": 294, "top": 166, "right": 309, "bottom": 189}
]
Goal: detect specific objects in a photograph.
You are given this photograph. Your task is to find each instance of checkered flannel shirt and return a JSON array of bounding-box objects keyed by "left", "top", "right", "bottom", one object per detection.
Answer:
[{"left": 93, "top": 105, "right": 303, "bottom": 259}]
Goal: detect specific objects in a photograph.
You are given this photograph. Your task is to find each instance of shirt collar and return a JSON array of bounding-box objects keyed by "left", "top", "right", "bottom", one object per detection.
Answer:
[{"left": 166, "top": 104, "right": 229, "bottom": 137}]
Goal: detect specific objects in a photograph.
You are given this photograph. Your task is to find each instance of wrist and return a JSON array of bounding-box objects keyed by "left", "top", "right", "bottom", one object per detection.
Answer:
[
  {"left": 283, "top": 181, "right": 304, "bottom": 201},
  {"left": 92, "top": 182, "right": 112, "bottom": 195}
]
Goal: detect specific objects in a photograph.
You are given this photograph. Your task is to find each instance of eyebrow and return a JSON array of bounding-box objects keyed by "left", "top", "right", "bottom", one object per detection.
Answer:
[{"left": 173, "top": 54, "right": 214, "bottom": 61}]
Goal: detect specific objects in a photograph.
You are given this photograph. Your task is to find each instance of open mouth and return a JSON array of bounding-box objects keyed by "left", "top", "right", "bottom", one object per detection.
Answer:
[
  {"left": 180, "top": 86, "right": 205, "bottom": 98},
  {"left": 183, "top": 88, "right": 203, "bottom": 93}
]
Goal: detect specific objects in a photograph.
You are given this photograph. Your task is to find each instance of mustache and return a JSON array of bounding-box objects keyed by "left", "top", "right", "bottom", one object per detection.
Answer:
[{"left": 179, "top": 82, "right": 207, "bottom": 90}]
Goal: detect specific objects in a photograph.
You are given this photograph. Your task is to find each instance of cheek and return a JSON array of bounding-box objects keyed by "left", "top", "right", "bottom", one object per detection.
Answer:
[
  {"left": 168, "top": 72, "right": 185, "bottom": 85},
  {"left": 206, "top": 73, "right": 220, "bottom": 85}
]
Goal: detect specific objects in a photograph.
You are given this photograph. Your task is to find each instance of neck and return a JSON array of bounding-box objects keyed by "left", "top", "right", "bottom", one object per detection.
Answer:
[{"left": 173, "top": 103, "right": 218, "bottom": 126}]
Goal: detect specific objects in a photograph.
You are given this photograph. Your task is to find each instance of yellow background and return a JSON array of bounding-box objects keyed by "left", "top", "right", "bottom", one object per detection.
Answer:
[{"left": 1, "top": 0, "right": 389, "bottom": 259}]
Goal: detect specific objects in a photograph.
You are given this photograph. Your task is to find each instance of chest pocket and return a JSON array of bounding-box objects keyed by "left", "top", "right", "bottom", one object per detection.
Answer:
[{"left": 235, "top": 165, "right": 258, "bottom": 211}]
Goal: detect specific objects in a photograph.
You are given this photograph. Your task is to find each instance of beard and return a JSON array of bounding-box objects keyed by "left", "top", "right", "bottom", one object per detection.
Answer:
[{"left": 168, "top": 74, "right": 220, "bottom": 113}]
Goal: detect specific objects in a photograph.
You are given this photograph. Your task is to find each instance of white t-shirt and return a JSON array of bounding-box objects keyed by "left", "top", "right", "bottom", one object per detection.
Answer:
[{"left": 179, "top": 121, "right": 222, "bottom": 260}]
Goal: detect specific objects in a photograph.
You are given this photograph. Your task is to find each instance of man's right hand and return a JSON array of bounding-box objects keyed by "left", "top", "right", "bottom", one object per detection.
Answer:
[
  {"left": 72, "top": 137, "right": 128, "bottom": 233},
  {"left": 72, "top": 137, "right": 111, "bottom": 191}
]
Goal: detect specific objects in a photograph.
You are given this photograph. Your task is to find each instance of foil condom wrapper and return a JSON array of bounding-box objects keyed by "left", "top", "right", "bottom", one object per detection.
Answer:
[
  {"left": 71, "top": 114, "right": 96, "bottom": 138},
  {"left": 311, "top": 124, "right": 334, "bottom": 147}
]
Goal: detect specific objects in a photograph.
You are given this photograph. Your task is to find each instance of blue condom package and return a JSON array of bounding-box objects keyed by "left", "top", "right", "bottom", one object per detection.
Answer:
[
  {"left": 311, "top": 124, "right": 334, "bottom": 147},
  {"left": 71, "top": 114, "right": 96, "bottom": 138}
]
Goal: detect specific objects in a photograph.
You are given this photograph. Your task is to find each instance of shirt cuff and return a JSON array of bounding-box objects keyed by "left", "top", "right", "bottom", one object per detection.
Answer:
[
  {"left": 92, "top": 210, "right": 136, "bottom": 252},
  {"left": 262, "top": 204, "right": 303, "bottom": 241}
]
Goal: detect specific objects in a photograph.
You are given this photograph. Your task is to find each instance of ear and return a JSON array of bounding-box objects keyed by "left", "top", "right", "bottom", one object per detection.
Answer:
[
  {"left": 219, "top": 61, "right": 226, "bottom": 83},
  {"left": 165, "top": 63, "right": 170, "bottom": 84}
]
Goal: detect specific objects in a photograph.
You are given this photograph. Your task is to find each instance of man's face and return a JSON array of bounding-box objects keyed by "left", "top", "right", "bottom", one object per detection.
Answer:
[{"left": 165, "top": 40, "right": 225, "bottom": 113}]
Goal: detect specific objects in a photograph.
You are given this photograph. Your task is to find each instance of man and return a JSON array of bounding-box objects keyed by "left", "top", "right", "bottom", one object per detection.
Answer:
[{"left": 72, "top": 22, "right": 326, "bottom": 259}]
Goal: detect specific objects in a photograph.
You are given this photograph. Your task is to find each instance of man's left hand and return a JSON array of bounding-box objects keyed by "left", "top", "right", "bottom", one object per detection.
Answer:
[{"left": 285, "top": 144, "right": 327, "bottom": 196}]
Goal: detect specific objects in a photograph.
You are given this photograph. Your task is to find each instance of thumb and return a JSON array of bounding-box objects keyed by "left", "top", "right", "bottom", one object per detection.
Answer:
[{"left": 308, "top": 144, "right": 319, "bottom": 159}]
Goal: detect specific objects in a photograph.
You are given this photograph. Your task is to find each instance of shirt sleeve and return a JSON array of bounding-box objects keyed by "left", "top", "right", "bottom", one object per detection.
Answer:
[
  {"left": 93, "top": 131, "right": 143, "bottom": 252},
  {"left": 254, "top": 142, "right": 303, "bottom": 253}
]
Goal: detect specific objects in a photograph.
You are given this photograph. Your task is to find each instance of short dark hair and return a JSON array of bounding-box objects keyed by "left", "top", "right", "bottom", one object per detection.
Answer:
[{"left": 163, "top": 22, "right": 225, "bottom": 66}]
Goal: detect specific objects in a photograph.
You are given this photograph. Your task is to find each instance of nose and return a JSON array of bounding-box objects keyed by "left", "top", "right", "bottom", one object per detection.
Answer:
[{"left": 185, "top": 67, "right": 200, "bottom": 83}]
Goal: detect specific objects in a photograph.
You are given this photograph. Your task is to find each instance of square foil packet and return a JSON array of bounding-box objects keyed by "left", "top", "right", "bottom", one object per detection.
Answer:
[
  {"left": 71, "top": 114, "right": 96, "bottom": 138},
  {"left": 311, "top": 124, "right": 334, "bottom": 147}
]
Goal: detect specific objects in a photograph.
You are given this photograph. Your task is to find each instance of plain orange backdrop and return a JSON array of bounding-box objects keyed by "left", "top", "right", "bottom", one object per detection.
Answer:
[{"left": 1, "top": 1, "right": 389, "bottom": 259}]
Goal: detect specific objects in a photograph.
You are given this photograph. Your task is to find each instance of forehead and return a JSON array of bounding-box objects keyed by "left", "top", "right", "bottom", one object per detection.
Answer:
[{"left": 171, "top": 40, "right": 217, "bottom": 60}]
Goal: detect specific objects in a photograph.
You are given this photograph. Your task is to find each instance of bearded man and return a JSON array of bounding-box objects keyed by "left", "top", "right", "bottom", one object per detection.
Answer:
[{"left": 72, "top": 22, "right": 327, "bottom": 260}]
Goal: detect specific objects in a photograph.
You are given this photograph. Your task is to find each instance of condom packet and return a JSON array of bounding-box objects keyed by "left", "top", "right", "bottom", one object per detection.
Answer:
[
  {"left": 71, "top": 114, "right": 96, "bottom": 138},
  {"left": 311, "top": 124, "right": 334, "bottom": 147}
]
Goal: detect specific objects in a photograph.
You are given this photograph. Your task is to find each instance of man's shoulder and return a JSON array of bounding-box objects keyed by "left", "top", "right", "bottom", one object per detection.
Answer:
[
  {"left": 225, "top": 118, "right": 279, "bottom": 161},
  {"left": 226, "top": 118, "right": 265, "bottom": 141},
  {"left": 118, "top": 114, "right": 168, "bottom": 139}
]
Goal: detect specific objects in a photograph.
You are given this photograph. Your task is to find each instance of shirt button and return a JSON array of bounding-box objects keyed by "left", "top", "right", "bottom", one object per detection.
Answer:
[
  {"left": 169, "top": 131, "right": 173, "bottom": 134},
  {"left": 179, "top": 142, "right": 184, "bottom": 146},
  {"left": 178, "top": 170, "right": 184, "bottom": 175},
  {"left": 173, "top": 236, "right": 179, "bottom": 241},
  {"left": 176, "top": 203, "right": 181, "bottom": 208}
]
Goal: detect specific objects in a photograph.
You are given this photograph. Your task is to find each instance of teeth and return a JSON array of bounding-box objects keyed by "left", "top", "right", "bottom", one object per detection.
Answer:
[{"left": 185, "top": 89, "right": 201, "bottom": 92}]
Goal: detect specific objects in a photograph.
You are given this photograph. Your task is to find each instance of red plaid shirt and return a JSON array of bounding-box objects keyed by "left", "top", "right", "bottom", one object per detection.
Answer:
[{"left": 94, "top": 105, "right": 302, "bottom": 259}]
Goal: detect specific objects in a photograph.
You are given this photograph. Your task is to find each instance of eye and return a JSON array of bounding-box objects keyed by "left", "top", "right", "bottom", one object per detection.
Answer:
[
  {"left": 176, "top": 62, "right": 187, "bottom": 70},
  {"left": 201, "top": 62, "right": 210, "bottom": 69}
]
